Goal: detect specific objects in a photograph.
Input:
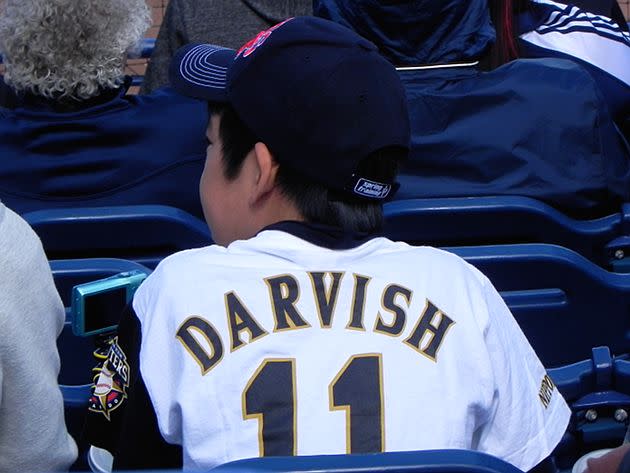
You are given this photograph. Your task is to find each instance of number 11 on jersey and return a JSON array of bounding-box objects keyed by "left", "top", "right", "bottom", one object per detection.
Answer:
[{"left": 242, "top": 354, "right": 384, "bottom": 456}]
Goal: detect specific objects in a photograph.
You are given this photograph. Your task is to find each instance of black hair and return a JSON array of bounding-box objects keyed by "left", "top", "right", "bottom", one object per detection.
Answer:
[
  {"left": 214, "top": 104, "right": 404, "bottom": 234},
  {"left": 482, "top": 0, "right": 532, "bottom": 69}
]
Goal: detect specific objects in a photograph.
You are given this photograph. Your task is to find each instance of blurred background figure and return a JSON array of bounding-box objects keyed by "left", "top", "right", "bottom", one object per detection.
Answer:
[
  {"left": 141, "top": 0, "right": 311, "bottom": 93},
  {"left": 0, "top": 201, "right": 77, "bottom": 471},
  {"left": 315, "top": 0, "right": 630, "bottom": 219},
  {"left": 486, "top": 0, "right": 630, "bottom": 139},
  {"left": 0, "top": 0, "right": 208, "bottom": 219}
]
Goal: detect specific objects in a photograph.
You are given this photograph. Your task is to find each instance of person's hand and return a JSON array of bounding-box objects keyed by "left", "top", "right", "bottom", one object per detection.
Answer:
[{"left": 585, "top": 444, "right": 630, "bottom": 473}]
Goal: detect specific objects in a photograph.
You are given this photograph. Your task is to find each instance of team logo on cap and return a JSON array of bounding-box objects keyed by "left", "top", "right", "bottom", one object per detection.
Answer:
[
  {"left": 354, "top": 178, "right": 392, "bottom": 199},
  {"left": 88, "top": 338, "right": 130, "bottom": 420},
  {"left": 237, "top": 18, "right": 293, "bottom": 58}
]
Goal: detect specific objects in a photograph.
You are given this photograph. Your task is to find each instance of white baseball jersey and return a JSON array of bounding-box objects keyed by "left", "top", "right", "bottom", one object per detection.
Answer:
[
  {"left": 88, "top": 222, "right": 570, "bottom": 470},
  {"left": 89, "top": 223, "right": 570, "bottom": 471}
]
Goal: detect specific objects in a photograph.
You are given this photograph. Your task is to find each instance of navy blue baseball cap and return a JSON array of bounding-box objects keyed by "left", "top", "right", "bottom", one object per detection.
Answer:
[{"left": 170, "top": 16, "right": 410, "bottom": 200}]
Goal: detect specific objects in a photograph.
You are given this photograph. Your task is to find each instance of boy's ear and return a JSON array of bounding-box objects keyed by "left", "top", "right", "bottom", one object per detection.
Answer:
[{"left": 250, "top": 142, "right": 280, "bottom": 204}]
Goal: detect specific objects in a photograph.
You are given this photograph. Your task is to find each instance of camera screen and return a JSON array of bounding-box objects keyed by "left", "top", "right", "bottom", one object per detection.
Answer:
[{"left": 84, "top": 287, "right": 127, "bottom": 333}]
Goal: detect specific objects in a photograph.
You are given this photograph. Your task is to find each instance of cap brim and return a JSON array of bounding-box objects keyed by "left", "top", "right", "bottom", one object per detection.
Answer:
[{"left": 169, "top": 43, "right": 237, "bottom": 102}]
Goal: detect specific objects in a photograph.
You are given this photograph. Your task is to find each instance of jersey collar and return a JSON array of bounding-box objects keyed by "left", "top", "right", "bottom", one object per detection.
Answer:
[{"left": 260, "top": 220, "right": 379, "bottom": 250}]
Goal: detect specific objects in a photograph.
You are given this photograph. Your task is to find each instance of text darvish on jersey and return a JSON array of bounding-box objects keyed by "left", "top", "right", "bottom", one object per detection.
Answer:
[{"left": 175, "top": 271, "right": 456, "bottom": 374}]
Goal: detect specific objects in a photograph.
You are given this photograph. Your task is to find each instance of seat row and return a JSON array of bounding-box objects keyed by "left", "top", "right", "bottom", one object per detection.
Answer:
[
  {"left": 36, "top": 200, "right": 630, "bottom": 368},
  {"left": 40, "top": 197, "right": 630, "bottom": 472},
  {"left": 27, "top": 196, "right": 630, "bottom": 271}
]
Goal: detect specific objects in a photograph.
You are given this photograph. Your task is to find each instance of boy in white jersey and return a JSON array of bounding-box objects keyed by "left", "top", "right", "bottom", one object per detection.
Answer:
[{"left": 85, "top": 16, "right": 570, "bottom": 471}]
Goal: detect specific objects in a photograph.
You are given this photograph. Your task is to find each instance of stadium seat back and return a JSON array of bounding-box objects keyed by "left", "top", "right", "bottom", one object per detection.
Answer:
[
  {"left": 212, "top": 450, "right": 524, "bottom": 473},
  {"left": 383, "top": 197, "right": 626, "bottom": 268},
  {"left": 26, "top": 205, "right": 212, "bottom": 268},
  {"left": 447, "top": 243, "right": 630, "bottom": 367}
]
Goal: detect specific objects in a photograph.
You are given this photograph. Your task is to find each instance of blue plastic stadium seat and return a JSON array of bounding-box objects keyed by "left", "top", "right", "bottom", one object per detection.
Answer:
[
  {"left": 445, "top": 243, "right": 630, "bottom": 367},
  {"left": 383, "top": 196, "right": 630, "bottom": 268},
  {"left": 26, "top": 205, "right": 212, "bottom": 268},
  {"left": 129, "top": 38, "right": 156, "bottom": 86},
  {"left": 212, "top": 450, "right": 523, "bottom": 473},
  {"left": 546, "top": 347, "right": 630, "bottom": 461}
]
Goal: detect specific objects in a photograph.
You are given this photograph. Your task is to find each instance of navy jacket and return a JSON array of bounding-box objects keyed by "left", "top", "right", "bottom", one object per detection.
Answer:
[
  {"left": 315, "top": 0, "right": 630, "bottom": 218},
  {"left": 0, "top": 78, "right": 208, "bottom": 219}
]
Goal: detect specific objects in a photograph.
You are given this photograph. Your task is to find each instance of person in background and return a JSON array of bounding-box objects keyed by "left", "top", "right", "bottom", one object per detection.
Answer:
[
  {"left": 315, "top": 0, "right": 630, "bottom": 219},
  {"left": 0, "top": 201, "right": 77, "bottom": 471},
  {"left": 0, "top": 0, "right": 208, "bottom": 219},
  {"left": 140, "top": 0, "right": 311, "bottom": 93},
  {"left": 85, "top": 16, "right": 569, "bottom": 472},
  {"left": 486, "top": 0, "right": 630, "bottom": 139},
  {"left": 582, "top": 444, "right": 630, "bottom": 473}
]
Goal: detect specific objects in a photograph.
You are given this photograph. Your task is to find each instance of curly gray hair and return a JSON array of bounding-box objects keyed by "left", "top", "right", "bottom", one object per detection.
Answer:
[{"left": 0, "top": 0, "right": 151, "bottom": 100}]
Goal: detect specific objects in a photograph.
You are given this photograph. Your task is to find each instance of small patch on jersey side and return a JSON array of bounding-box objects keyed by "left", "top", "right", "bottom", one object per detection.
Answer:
[
  {"left": 89, "top": 337, "right": 130, "bottom": 420},
  {"left": 538, "top": 374, "right": 555, "bottom": 408}
]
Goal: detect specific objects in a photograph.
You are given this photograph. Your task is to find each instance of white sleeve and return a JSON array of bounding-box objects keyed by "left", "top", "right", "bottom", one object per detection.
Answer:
[
  {"left": 474, "top": 278, "right": 571, "bottom": 471},
  {"left": 0, "top": 207, "right": 78, "bottom": 472}
]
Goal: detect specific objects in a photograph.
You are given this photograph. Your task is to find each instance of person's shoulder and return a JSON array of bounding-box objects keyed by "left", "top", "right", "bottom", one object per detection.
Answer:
[
  {"left": 0, "top": 204, "right": 60, "bottom": 280},
  {"left": 498, "top": 56, "right": 594, "bottom": 84},
  {"left": 491, "top": 57, "right": 604, "bottom": 107},
  {"left": 527, "top": 0, "right": 629, "bottom": 34},
  {"left": 375, "top": 238, "right": 489, "bottom": 284},
  {"left": 0, "top": 202, "right": 43, "bottom": 256},
  {"left": 507, "top": 56, "right": 583, "bottom": 71},
  {"left": 124, "top": 86, "right": 209, "bottom": 135},
  {"left": 172, "top": 242, "right": 227, "bottom": 262},
  {"left": 137, "top": 244, "right": 228, "bottom": 290},
  {"left": 128, "top": 86, "right": 207, "bottom": 112}
]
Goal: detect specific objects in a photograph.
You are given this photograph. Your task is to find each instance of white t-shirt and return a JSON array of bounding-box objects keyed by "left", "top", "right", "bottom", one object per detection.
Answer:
[{"left": 133, "top": 227, "right": 570, "bottom": 471}]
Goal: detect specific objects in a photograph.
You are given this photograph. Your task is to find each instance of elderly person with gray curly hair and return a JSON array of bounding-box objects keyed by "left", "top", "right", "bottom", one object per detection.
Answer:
[{"left": 0, "top": 0, "right": 208, "bottom": 219}]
